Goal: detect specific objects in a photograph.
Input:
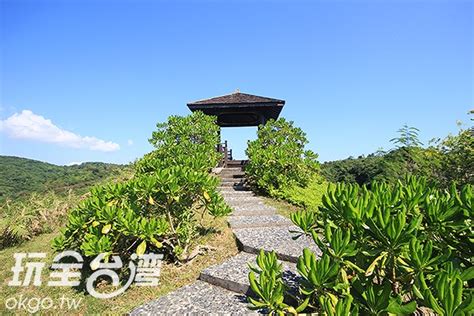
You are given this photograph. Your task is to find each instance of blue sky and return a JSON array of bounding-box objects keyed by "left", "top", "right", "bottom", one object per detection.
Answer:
[{"left": 0, "top": 0, "right": 472, "bottom": 165}]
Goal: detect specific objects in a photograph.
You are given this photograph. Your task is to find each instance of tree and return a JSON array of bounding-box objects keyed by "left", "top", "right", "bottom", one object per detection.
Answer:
[{"left": 245, "top": 118, "right": 319, "bottom": 196}]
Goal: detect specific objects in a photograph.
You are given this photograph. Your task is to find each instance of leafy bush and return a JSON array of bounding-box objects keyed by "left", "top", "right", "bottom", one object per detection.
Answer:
[
  {"left": 135, "top": 111, "right": 221, "bottom": 173},
  {"left": 245, "top": 118, "right": 319, "bottom": 197},
  {"left": 248, "top": 177, "right": 473, "bottom": 314},
  {"left": 436, "top": 128, "right": 474, "bottom": 188},
  {"left": 54, "top": 112, "right": 231, "bottom": 263}
]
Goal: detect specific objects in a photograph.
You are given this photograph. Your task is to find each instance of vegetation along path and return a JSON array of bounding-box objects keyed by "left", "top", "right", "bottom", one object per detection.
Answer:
[{"left": 130, "top": 163, "right": 321, "bottom": 315}]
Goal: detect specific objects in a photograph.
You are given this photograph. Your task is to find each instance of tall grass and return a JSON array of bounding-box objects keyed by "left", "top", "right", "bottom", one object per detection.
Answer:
[
  {"left": 0, "top": 190, "right": 81, "bottom": 249},
  {"left": 0, "top": 166, "right": 135, "bottom": 249}
]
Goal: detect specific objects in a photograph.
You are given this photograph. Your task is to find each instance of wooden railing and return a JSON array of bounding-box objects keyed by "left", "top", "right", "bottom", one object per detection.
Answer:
[{"left": 217, "top": 140, "right": 233, "bottom": 167}]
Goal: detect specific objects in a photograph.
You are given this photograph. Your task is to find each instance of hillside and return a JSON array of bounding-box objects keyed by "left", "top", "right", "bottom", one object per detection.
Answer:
[{"left": 0, "top": 156, "right": 126, "bottom": 201}]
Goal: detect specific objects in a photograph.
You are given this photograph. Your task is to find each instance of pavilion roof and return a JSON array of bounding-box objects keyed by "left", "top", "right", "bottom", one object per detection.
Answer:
[{"left": 187, "top": 91, "right": 285, "bottom": 106}]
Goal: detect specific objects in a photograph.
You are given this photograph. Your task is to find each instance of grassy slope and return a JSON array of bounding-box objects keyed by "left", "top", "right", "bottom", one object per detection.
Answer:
[
  {"left": 0, "top": 213, "right": 238, "bottom": 314},
  {"left": 0, "top": 156, "right": 125, "bottom": 201},
  {"left": 261, "top": 176, "right": 330, "bottom": 219},
  {"left": 0, "top": 156, "right": 238, "bottom": 314}
]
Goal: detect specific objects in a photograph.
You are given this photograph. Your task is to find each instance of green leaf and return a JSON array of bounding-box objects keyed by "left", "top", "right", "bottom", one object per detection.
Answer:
[
  {"left": 460, "top": 266, "right": 474, "bottom": 282},
  {"left": 295, "top": 295, "right": 310, "bottom": 313},
  {"left": 386, "top": 299, "right": 417, "bottom": 315}
]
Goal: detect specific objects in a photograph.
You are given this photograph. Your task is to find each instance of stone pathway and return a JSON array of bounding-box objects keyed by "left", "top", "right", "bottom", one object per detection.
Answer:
[{"left": 130, "top": 166, "right": 320, "bottom": 315}]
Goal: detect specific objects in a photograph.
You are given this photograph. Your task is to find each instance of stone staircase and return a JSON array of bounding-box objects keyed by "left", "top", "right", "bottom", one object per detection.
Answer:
[{"left": 130, "top": 163, "right": 321, "bottom": 315}]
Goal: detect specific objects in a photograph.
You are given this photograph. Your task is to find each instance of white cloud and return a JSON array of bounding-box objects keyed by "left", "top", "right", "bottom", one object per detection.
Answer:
[
  {"left": 0, "top": 110, "right": 120, "bottom": 152},
  {"left": 127, "top": 139, "right": 134, "bottom": 146},
  {"left": 66, "top": 161, "right": 83, "bottom": 166}
]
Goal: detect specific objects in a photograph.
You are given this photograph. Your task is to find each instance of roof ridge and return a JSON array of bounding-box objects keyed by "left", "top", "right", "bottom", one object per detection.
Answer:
[
  {"left": 187, "top": 91, "right": 285, "bottom": 105},
  {"left": 188, "top": 90, "right": 241, "bottom": 104}
]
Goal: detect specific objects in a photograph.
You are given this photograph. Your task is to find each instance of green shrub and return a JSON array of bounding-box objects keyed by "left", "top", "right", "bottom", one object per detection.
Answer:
[
  {"left": 248, "top": 177, "right": 473, "bottom": 314},
  {"left": 436, "top": 128, "right": 474, "bottom": 188},
  {"left": 54, "top": 112, "right": 231, "bottom": 263},
  {"left": 245, "top": 118, "right": 319, "bottom": 197},
  {"left": 135, "top": 111, "right": 221, "bottom": 173}
]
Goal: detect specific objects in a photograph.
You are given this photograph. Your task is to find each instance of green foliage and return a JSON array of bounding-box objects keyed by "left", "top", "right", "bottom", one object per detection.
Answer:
[
  {"left": 248, "top": 177, "right": 473, "bottom": 314},
  {"left": 54, "top": 112, "right": 231, "bottom": 263},
  {"left": 415, "top": 263, "right": 474, "bottom": 315},
  {"left": 0, "top": 156, "right": 126, "bottom": 202},
  {"left": 135, "top": 111, "right": 221, "bottom": 173},
  {"left": 319, "top": 293, "right": 357, "bottom": 316},
  {"left": 290, "top": 210, "right": 318, "bottom": 237},
  {"left": 321, "top": 154, "right": 385, "bottom": 187},
  {"left": 247, "top": 250, "right": 294, "bottom": 315},
  {"left": 245, "top": 118, "right": 319, "bottom": 196},
  {"left": 436, "top": 128, "right": 474, "bottom": 187},
  {"left": 297, "top": 251, "right": 341, "bottom": 297},
  {"left": 390, "top": 124, "right": 423, "bottom": 148},
  {"left": 279, "top": 175, "right": 329, "bottom": 210},
  {"left": 321, "top": 123, "right": 473, "bottom": 189}
]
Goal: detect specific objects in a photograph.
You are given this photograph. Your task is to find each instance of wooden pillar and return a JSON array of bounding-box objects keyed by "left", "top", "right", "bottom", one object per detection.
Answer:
[{"left": 224, "top": 140, "right": 228, "bottom": 168}]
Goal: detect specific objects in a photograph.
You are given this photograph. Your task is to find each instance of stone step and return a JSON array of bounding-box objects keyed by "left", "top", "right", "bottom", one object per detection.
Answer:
[
  {"left": 219, "top": 182, "right": 241, "bottom": 188},
  {"left": 199, "top": 252, "right": 300, "bottom": 297},
  {"left": 226, "top": 160, "right": 247, "bottom": 167},
  {"left": 220, "top": 178, "right": 244, "bottom": 184},
  {"left": 218, "top": 185, "right": 251, "bottom": 191},
  {"left": 219, "top": 170, "right": 245, "bottom": 176},
  {"left": 228, "top": 215, "right": 292, "bottom": 229},
  {"left": 228, "top": 201, "right": 277, "bottom": 216},
  {"left": 219, "top": 190, "right": 254, "bottom": 195},
  {"left": 221, "top": 167, "right": 244, "bottom": 171},
  {"left": 232, "top": 209, "right": 277, "bottom": 217},
  {"left": 219, "top": 175, "right": 245, "bottom": 182},
  {"left": 233, "top": 226, "right": 322, "bottom": 263},
  {"left": 224, "top": 194, "right": 264, "bottom": 201},
  {"left": 129, "top": 280, "right": 254, "bottom": 315},
  {"left": 225, "top": 200, "right": 269, "bottom": 209},
  {"left": 221, "top": 193, "right": 255, "bottom": 199}
]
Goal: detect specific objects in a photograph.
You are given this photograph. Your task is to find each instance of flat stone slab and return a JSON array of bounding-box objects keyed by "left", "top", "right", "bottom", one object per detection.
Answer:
[
  {"left": 220, "top": 173, "right": 245, "bottom": 178},
  {"left": 232, "top": 209, "right": 276, "bottom": 217},
  {"left": 228, "top": 215, "right": 292, "bottom": 229},
  {"left": 219, "top": 190, "right": 255, "bottom": 195},
  {"left": 219, "top": 182, "right": 244, "bottom": 187},
  {"left": 129, "top": 281, "right": 256, "bottom": 315},
  {"left": 221, "top": 194, "right": 256, "bottom": 200},
  {"left": 224, "top": 196, "right": 266, "bottom": 204},
  {"left": 234, "top": 226, "right": 322, "bottom": 263},
  {"left": 225, "top": 199, "right": 267, "bottom": 205},
  {"left": 200, "top": 252, "right": 300, "bottom": 296},
  {"left": 230, "top": 202, "right": 275, "bottom": 211}
]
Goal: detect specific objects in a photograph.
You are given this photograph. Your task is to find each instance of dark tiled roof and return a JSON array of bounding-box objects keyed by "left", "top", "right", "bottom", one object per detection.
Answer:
[{"left": 188, "top": 92, "right": 285, "bottom": 105}]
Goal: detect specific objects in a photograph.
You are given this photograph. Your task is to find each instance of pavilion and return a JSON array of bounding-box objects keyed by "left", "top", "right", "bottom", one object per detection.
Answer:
[{"left": 187, "top": 91, "right": 285, "bottom": 166}]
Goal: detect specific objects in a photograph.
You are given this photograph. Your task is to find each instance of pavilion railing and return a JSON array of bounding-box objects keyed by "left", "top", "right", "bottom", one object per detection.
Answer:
[{"left": 217, "top": 140, "right": 232, "bottom": 167}]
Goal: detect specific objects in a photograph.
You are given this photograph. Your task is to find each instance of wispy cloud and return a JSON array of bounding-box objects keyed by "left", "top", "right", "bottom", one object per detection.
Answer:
[
  {"left": 127, "top": 139, "right": 134, "bottom": 146},
  {"left": 0, "top": 110, "right": 120, "bottom": 152}
]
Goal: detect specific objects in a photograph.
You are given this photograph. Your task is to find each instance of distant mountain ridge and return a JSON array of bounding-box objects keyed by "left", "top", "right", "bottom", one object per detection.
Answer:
[{"left": 0, "top": 156, "right": 125, "bottom": 201}]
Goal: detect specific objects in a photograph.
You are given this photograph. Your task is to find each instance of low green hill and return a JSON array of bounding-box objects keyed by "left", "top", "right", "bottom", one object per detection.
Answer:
[{"left": 0, "top": 156, "right": 126, "bottom": 201}]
